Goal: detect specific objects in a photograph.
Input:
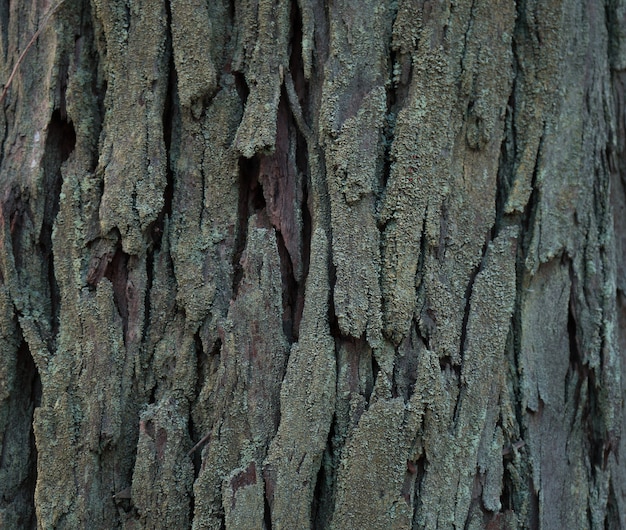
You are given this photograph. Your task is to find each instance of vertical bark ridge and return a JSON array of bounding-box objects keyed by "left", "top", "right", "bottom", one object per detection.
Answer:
[{"left": 0, "top": 0, "right": 623, "bottom": 528}]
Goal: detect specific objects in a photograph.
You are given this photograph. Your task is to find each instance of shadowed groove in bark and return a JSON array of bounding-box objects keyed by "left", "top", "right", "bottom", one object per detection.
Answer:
[
  {"left": 1, "top": 338, "right": 41, "bottom": 530},
  {"left": 102, "top": 237, "right": 130, "bottom": 339},
  {"left": 155, "top": 0, "right": 175, "bottom": 247},
  {"left": 310, "top": 414, "right": 338, "bottom": 529},
  {"left": 41, "top": 109, "right": 75, "bottom": 348},
  {"left": 275, "top": 228, "right": 300, "bottom": 342},
  {"left": 232, "top": 155, "right": 263, "bottom": 297}
]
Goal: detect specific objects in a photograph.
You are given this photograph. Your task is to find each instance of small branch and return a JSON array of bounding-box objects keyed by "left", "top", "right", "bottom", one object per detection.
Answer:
[
  {"left": 0, "top": 0, "right": 67, "bottom": 104},
  {"left": 188, "top": 431, "right": 212, "bottom": 456},
  {"left": 283, "top": 67, "right": 314, "bottom": 144}
]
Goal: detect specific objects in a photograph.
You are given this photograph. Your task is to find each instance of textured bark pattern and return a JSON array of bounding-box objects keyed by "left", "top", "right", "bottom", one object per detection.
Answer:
[{"left": 0, "top": 0, "right": 624, "bottom": 528}]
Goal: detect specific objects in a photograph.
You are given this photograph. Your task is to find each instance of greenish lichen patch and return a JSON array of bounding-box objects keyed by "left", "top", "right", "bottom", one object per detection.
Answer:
[
  {"left": 325, "top": 87, "right": 386, "bottom": 345},
  {"left": 0, "top": 0, "right": 623, "bottom": 528}
]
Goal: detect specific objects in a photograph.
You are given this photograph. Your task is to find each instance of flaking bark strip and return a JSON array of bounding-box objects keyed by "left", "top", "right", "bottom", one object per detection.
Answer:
[
  {"left": 330, "top": 398, "right": 413, "bottom": 530},
  {"left": 232, "top": 0, "right": 290, "bottom": 158},
  {"left": 320, "top": 0, "right": 393, "bottom": 345},
  {"left": 170, "top": 0, "right": 218, "bottom": 110},
  {"left": 263, "top": 227, "right": 335, "bottom": 528},
  {"left": 192, "top": 216, "right": 289, "bottom": 530},
  {"left": 503, "top": 0, "right": 564, "bottom": 215},
  {"left": 33, "top": 279, "right": 128, "bottom": 528},
  {"left": 380, "top": 0, "right": 514, "bottom": 351},
  {"left": 131, "top": 397, "right": 194, "bottom": 529},
  {"left": 296, "top": 0, "right": 315, "bottom": 80},
  {"left": 413, "top": 227, "right": 517, "bottom": 529},
  {"left": 170, "top": 88, "right": 242, "bottom": 331},
  {"left": 93, "top": 0, "right": 169, "bottom": 255},
  {"left": 324, "top": 87, "right": 385, "bottom": 344},
  {"left": 222, "top": 462, "right": 265, "bottom": 529}
]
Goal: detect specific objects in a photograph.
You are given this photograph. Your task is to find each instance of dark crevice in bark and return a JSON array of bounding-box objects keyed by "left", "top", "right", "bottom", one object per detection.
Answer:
[
  {"left": 392, "top": 327, "right": 419, "bottom": 402},
  {"left": 289, "top": 0, "right": 309, "bottom": 125},
  {"left": 311, "top": 415, "right": 338, "bottom": 530},
  {"left": 122, "top": 2, "right": 131, "bottom": 33},
  {"left": 41, "top": 109, "right": 75, "bottom": 349},
  {"left": 410, "top": 455, "right": 427, "bottom": 529},
  {"left": 494, "top": 89, "right": 516, "bottom": 236},
  {"left": 453, "top": 204, "right": 501, "bottom": 427},
  {"left": 263, "top": 492, "right": 273, "bottom": 530},
  {"left": 275, "top": 228, "right": 299, "bottom": 343},
  {"left": 369, "top": 352, "right": 380, "bottom": 402},
  {"left": 457, "top": 236, "right": 485, "bottom": 363},
  {"left": 519, "top": 126, "right": 544, "bottom": 257},
  {"left": 233, "top": 70, "right": 249, "bottom": 107},
  {"left": 566, "top": 278, "right": 586, "bottom": 404},
  {"left": 382, "top": 2, "right": 405, "bottom": 195},
  {"left": 458, "top": 0, "right": 477, "bottom": 80},
  {"left": 380, "top": 108, "right": 395, "bottom": 194},
  {"left": 504, "top": 119, "right": 545, "bottom": 529},
  {"left": 232, "top": 155, "right": 262, "bottom": 297},
  {"left": 327, "top": 261, "right": 341, "bottom": 338},
  {"left": 398, "top": 457, "right": 416, "bottom": 515},
  {"left": 527, "top": 468, "right": 540, "bottom": 528},
  {"left": 439, "top": 355, "right": 460, "bottom": 379},
  {"left": 193, "top": 331, "right": 208, "bottom": 403},
  {"left": 501, "top": 459, "right": 515, "bottom": 514},
  {"left": 151, "top": 0, "right": 175, "bottom": 250},
  {"left": 566, "top": 277, "right": 607, "bottom": 472},
  {"left": 415, "top": 207, "right": 429, "bottom": 346},
  {"left": 143, "top": 22, "right": 174, "bottom": 343},
  {"left": 1, "top": 338, "right": 41, "bottom": 530},
  {"left": 286, "top": 2, "right": 311, "bottom": 342},
  {"left": 103, "top": 237, "right": 130, "bottom": 340}
]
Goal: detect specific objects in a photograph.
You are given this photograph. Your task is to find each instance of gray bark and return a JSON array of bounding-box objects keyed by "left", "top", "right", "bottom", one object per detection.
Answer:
[{"left": 0, "top": 0, "right": 624, "bottom": 528}]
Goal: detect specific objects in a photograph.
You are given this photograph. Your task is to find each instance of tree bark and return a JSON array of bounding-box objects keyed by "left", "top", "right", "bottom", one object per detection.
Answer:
[{"left": 0, "top": 0, "right": 624, "bottom": 528}]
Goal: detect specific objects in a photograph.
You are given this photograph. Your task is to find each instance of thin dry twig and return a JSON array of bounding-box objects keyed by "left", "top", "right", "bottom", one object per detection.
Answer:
[{"left": 0, "top": 0, "right": 67, "bottom": 104}]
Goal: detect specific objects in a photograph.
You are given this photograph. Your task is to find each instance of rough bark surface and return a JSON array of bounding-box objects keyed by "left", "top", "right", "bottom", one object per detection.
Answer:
[{"left": 0, "top": 0, "right": 624, "bottom": 528}]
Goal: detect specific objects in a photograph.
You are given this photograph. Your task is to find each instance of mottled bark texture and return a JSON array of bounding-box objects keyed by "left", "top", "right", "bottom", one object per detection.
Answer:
[{"left": 0, "top": 0, "right": 624, "bottom": 528}]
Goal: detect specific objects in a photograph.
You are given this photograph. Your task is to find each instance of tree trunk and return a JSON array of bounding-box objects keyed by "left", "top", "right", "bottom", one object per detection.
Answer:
[{"left": 0, "top": 0, "right": 624, "bottom": 528}]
